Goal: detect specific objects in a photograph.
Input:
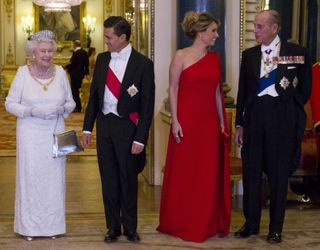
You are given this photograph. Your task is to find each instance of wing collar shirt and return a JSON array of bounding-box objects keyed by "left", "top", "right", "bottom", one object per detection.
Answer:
[
  {"left": 258, "top": 35, "right": 280, "bottom": 97},
  {"left": 102, "top": 43, "right": 132, "bottom": 116}
]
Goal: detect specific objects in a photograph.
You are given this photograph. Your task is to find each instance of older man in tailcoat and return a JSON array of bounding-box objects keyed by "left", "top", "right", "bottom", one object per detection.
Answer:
[{"left": 234, "top": 10, "right": 311, "bottom": 243}]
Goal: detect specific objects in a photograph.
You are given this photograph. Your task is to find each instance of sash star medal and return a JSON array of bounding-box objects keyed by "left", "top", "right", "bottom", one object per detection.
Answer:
[
  {"left": 292, "top": 77, "right": 298, "bottom": 88},
  {"left": 279, "top": 76, "right": 290, "bottom": 89},
  {"left": 127, "top": 84, "right": 139, "bottom": 97}
]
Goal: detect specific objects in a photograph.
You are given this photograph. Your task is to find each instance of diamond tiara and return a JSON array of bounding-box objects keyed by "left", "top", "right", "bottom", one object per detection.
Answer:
[{"left": 30, "top": 30, "right": 55, "bottom": 41}]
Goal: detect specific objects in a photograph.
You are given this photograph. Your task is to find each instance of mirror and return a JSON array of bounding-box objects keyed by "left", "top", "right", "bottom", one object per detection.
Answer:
[{"left": 122, "top": 0, "right": 150, "bottom": 57}]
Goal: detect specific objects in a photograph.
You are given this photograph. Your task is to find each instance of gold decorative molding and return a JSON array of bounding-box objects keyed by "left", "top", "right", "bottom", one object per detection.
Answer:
[
  {"left": 6, "top": 43, "right": 15, "bottom": 65},
  {"left": 104, "top": 0, "right": 112, "bottom": 16},
  {"left": 240, "top": 0, "right": 245, "bottom": 59},
  {"left": 149, "top": 0, "right": 155, "bottom": 184},
  {"left": 242, "top": 0, "right": 262, "bottom": 50},
  {"left": 150, "top": 0, "right": 154, "bottom": 61},
  {"left": 5, "top": 0, "right": 13, "bottom": 21}
]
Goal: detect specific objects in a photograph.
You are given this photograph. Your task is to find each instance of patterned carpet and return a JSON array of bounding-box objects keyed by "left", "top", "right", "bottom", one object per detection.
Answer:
[
  {"left": 0, "top": 104, "right": 96, "bottom": 156},
  {"left": 1, "top": 210, "right": 320, "bottom": 250}
]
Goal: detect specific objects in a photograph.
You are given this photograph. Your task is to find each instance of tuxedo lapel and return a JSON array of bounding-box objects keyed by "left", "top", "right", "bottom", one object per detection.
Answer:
[
  {"left": 98, "top": 53, "right": 111, "bottom": 97},
  {"left": 252, "top": 46, "right": 262, "bottom": 84},
  {"left": 119, "top": 49, "right": 139, "bottom": 97}
]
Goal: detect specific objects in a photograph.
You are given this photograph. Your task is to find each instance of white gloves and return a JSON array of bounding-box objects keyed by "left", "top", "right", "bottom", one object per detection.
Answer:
[
  {"left": 31, "top": 106, "right": 64, "bottom": 120},
  {"left": 56, "top": 106, "right": 65, "bottom": 115},
  {"left": 23, "top": 107, "right": 32, "bottom": 117}
]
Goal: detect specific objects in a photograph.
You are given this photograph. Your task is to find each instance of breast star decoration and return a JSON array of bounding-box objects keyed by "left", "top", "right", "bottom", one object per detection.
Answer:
[
  {"left": 292, "top": 77, "right": 298, "bottom": 88},
  {"left": 279, "top": 77, "right": 290, "bottom": 90},
  {"left": 127, "top": 84, "right": 139, "bottom": 97}
]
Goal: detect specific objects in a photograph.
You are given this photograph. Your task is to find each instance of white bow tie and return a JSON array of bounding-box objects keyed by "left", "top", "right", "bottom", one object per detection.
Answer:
[
  {"left": 111, "top": 52, "right": 127, "bottom": 61},
  {"left": 264, "top": 49, "right": 272, "bottom": 55}
]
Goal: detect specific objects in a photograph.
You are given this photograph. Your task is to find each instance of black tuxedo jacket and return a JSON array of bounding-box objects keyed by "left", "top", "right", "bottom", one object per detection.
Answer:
[
  {"left": 236, "top": 41, "right": 312, "bottom": 127},
  {"left": 83, "top": 48, "right": 155, "bottom": 145},
  {"left": 66, "top": 48, "right": 89, "bottom": 80}
]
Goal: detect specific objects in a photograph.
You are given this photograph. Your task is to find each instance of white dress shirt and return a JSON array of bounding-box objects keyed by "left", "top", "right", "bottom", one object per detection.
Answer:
[
  {"left": 258, "top": 35, "right": 280, "bottom": 97},
  {"left": 102, "top": 43, "right": 132, "bottom": 115}
]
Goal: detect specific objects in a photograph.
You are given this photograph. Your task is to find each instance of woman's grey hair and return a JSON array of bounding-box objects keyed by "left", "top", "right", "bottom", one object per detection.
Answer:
[{"left": 26, "top": 40, "right": 58, "bottom": 57}]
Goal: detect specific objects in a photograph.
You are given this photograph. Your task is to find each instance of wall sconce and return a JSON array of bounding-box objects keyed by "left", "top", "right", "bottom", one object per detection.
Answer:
[
  {"left": 140, "top": 0, "right": 146, "bottom": 11},
  {"left": 82, "top": 14, "right": 96, "bottom": 48},
  {"left": 21, "top": 15, "right": 34, "bottom": 39},
  {"left": 125, "top": 6, "right": 135, "bottom": 26}
]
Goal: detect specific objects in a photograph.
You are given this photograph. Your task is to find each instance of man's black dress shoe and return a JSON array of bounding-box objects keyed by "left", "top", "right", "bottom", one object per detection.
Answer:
[
  {"left": 104, "top": 230, "right": 121, "bottom": 243},
  {"left": 234, "top": 224, "right": 259, "bottom": 238},
  {"left": 123, "top": 230, "right": 140, "bottom": 242},
  {"left": 267, "top": 232, "right": 282, "bottom": 243}
]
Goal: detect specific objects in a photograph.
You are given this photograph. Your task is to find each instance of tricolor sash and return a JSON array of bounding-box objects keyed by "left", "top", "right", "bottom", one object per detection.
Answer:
[{"left": 105, "top": 67, "right": 139, "bottom": 125}]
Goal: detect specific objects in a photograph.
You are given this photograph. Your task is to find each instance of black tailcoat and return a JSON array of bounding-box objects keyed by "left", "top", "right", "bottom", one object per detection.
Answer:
[
  {"left": 83, "top": 48, "right": 155, "bottom": 231},
  {"left": 235, "top": 41, "right": 311, "bottom": 233}
]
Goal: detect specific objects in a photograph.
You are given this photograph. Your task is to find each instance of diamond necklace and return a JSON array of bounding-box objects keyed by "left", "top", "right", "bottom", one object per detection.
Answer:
[{"left": 28, "top": 65, "right": 56, "bottom": 91}]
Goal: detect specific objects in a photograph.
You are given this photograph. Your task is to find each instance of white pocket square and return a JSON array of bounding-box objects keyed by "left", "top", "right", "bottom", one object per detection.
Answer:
[{"left": 288, "top": 66, "right": 296, "bottom": 69}]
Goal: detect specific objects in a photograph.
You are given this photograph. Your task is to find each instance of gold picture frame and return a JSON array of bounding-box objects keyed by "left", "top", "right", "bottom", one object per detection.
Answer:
[{"left": 33, "top": 2, "right": 86, "bottom": 49}]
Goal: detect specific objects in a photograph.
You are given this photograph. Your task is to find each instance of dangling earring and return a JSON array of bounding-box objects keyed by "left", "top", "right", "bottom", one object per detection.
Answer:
[{"left": 32, "top": 54, "right": 35, "bottom": 60}]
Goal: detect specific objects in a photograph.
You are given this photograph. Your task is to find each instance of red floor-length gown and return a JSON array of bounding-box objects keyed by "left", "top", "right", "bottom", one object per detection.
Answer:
[{"left": 157, "top": 52, "right": 231, "bottom": 243}]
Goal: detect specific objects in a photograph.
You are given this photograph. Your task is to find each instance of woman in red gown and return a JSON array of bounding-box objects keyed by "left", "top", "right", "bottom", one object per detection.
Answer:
[{"left": 157, "top": 11, "right": 231, "bottom": 243}]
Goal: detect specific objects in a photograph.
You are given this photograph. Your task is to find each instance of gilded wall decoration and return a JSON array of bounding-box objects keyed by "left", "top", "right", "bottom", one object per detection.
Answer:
[
  {"left": 6, "top": 43, "right": 14, "bottom": 65},
  {"left": 5, "top": 0, "right": 13, "bottom": 21},
  {"left": 105, "top": 0, "right": 112, "bottom": 16}
]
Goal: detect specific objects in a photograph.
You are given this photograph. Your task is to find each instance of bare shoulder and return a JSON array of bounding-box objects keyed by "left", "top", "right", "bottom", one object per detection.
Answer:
[
  {"left": 173, "top": 49, "right": 185, "bottom": 60},
  {"left": 171, "top": 48, "right": 190, "bottom": 65}
]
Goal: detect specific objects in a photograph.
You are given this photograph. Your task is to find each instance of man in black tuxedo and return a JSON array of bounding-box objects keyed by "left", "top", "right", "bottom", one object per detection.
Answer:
[
  {"left": 234, "top": 10, "right": 311, "bottom": 243},
  {"left": 66, "top": 40, "right": 89, "bottom": 112},
  {"left": 82, "top": 16, "right": 155, "bottom": 243}
]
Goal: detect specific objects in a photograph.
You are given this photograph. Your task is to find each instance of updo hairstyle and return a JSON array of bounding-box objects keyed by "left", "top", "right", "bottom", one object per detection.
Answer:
[{"left": 181, "top": 11, "right": 219, "bottom": 39}]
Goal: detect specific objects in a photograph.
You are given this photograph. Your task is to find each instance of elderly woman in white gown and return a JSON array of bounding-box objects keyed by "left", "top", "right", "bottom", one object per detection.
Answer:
[{"left": 5, "top": 30, "right": 75, "bottom": 241}]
